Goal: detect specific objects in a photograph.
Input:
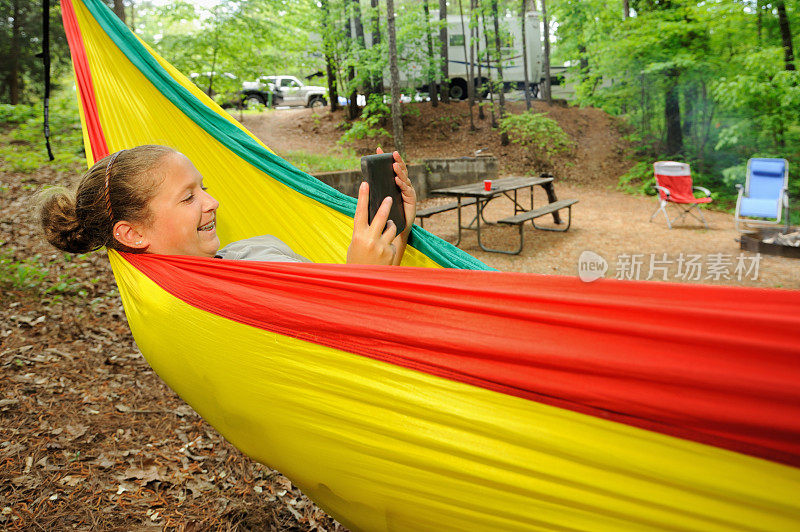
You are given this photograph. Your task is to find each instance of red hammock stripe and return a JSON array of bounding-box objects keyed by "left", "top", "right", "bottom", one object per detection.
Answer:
[
  {"left": 61, "top": 0, "right": 108, "bottom": 161},
  {"left": 123, "top": 253, "right": 800, "bottom": 467}
]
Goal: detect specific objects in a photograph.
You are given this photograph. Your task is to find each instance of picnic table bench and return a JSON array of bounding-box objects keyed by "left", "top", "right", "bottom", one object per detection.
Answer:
[
  {"left": 496, "top": 198, "right": 579, "bottom": 254},
  {"left": 424, "top": 174, "right": 578, "bottom": 254},
  {"left": 415, "top": 198, "right": 478, "bottom": 228}
]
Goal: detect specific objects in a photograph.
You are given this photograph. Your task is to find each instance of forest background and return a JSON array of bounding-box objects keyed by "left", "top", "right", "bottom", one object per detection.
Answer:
[{"left": 2, "top": 0, "right": 800, "bottom": 219}]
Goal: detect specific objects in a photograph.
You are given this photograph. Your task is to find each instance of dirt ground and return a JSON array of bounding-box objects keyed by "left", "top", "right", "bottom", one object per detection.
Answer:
[
  {"left": 245, "top": 102, "right": 799, "bottom": 289},
  {"left": 1, "top": 168, "right": 344, "bottom": 531},
  {"left": 2, "top": 101, "right": 798, "bottom": 530},
  {"left": 418, "top": 183, "right": 800, "bottom": 289}
]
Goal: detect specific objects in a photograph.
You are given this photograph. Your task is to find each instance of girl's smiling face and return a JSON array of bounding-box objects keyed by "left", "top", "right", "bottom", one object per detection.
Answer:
[{"left": 130, "top": 152, "right": 220, "bottom": 257}]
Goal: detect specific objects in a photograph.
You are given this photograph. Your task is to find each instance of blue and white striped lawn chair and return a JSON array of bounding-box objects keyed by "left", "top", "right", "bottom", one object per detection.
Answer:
[{"left": 735, "top": 158, "right": 790, "bottom": 233}]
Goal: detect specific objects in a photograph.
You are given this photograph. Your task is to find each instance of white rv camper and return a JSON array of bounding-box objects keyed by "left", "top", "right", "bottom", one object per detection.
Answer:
[
  {"left": 439, "top": 10, "right": 543, "bottom": 100},
  {"left": 363, "top": 11, "right": 544, "bottom": 100}
]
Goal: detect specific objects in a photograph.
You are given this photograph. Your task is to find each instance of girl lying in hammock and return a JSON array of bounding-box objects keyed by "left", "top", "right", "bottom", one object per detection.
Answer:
[{"left": 40, "top": 145, "right": 415, "bottom": 265}]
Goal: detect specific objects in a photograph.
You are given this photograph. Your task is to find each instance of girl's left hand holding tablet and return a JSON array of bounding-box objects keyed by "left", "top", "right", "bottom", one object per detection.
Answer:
[{"left": 346, "top": 181, "right": 398, "bottom": 265}]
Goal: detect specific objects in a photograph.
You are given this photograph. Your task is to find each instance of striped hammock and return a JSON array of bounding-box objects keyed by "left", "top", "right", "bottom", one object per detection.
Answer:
[{"left": 61, "top": 0, "right": 800, "bottom": 529}]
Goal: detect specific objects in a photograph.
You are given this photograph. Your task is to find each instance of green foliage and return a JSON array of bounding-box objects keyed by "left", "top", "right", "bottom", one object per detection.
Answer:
[
  {"left": 617, "top": 161, "right": 655, "bottom": 195},
  {"left": 282, "top": 148, "right": 361, "bottom": 173},
  {"left": 0, "top": 251, "right": 85, "bottom": 296},
  {"left": 435, "top": 115, "right": 461, "bottom": 131},
  {"left": 0, "top": 247, "right": 94, "bottom": 298},
  {"left": 551, "top": 0, "right": 800, "bottom": 209},
  {"left": 498, "top": 111, "right": 573, "bottom": 160},
  {"left": 0, "top": 0, "right": 72, "bottom": 104},
  {"left": 0, "top": 252, "right": 48, "bottom": 291},
  {"left": 0, "top": 91, "right": 86, "bottom": 173},
  {"left": 0, "top": 104, "right": 37, "bottom": 124},
  {"left": 711, "top": 49, "right": 800, "bottom": 152},
  {"left": 720, "top": 163, "right": 747, "bottom": 188},
  {"left": 135, "top": 0, "right": 321, "bottom": 95},
  {"left": 339, "top": 94, "right": 390, "bottom": 142}
]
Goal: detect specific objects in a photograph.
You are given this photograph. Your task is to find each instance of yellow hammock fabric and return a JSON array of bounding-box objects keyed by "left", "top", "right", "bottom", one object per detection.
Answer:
[{"left": 61, "top": 0, "right": 800, "bottom": 530}]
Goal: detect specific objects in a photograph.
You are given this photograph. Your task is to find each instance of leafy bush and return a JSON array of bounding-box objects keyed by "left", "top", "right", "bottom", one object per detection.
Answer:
[
  {"left": 0, "top": 104, "right": 38, "bottom": 125},
  {"left": 617, "top": 160, "right": 655, "bottom": 195},
  {"left": 0, "top": 253, "right": 48, "bottom": 291},
  {"left": 0, "top": 248, "right": 90, "bottom": 297},
  {"left": 720, "top": 164, "right": 747, "bottom": 188},
  {"left": 0, "top": 91, "right": 86, "bottom": 173},
  {"left": 339, "top": 94, "right": 390, "bottom": 143},
  {"left": 435, "top": 115, "right": 460, "bottom": 132},
  {"left": 498, "top": 111, "right": 573, "bottom": 161}
]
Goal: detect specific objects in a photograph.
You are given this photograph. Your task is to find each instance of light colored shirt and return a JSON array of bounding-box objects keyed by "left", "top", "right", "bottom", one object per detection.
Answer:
[{"left": 215, "top": 235, "right": 311, "bottom": 263}]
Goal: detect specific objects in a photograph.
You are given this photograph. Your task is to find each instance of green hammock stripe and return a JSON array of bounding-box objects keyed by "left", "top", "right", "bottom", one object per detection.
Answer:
[{"left": 82, "top": 0, "right": 491, "bottom": 271}]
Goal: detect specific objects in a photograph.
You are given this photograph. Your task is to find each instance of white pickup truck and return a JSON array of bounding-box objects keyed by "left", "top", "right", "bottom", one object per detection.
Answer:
[{"left": 241, "top": 75, "right": 328, "bottom": 108}]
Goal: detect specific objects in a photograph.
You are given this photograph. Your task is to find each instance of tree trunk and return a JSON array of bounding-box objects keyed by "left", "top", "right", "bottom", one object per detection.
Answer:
[
  {"left": 325, "top": 58, "right": 340, "bottom": 111},
  {"left": 9, "top": 0, "right": 21, "bottom": 104},
  {"left": 578, "top": 45, "right": 589, "bottom": 83},
  {"left": 386, "top": 0, "right": 405, "bottom": 158},
  {"left": 757, "top": 0, "right": 762, "bottom": 46},
  {"left": 492, "top": 0, "right": 509, "bottom": 145},
  {"left": 540, "top": 0, "right": 551, "bottom": 102},
  {"left": 466, "top": 0, "right": 477, "bottom": 115},
  {"left": 345, "top": 3, "right": 357, "bottom": 119},
  {"left": 480, "top": 6, "right": 497, "bottom": 127},
  {"left": 424, "top": 2, "right": 439, "bottom": 106},
  {"left": 207, "top": 43, "right": 218, "bottom": 97},
  {"left": 113, "top": 0, "right": 126, "bottom": 24},
  {"left": 370, "top": 0, "right": 384, "bottom": 95},
  {"left": 473, "top": 0, "right": 485, "bottom": 119},
  {"left": 622, "top": 0, "right": 629, "bottom": 19},
  {"left": 321, "top": 0, "right": 340, "bottom": 111},
  {"left": 458, "top": 0, "right": 476, "bottom": 130},
  {"left": 699, "top": 81, "right": 715, "bottom": 161},
  {"left": 129, "top": 0, "right": 135, "bottom": 31},
  {"left": 521, "top": 0, "right": 531, "bottom": 110},
  {"left": 332, "top": 16, "right": 347, "bottom": 103},
  {"left": 439, "top": 0, "right": 450, "bottom": 102},
  {"left": 682, "top": 82, "right": 697, "bottom": 145},
  {"left": 640, "top": 74, "right": 648, "bottom": 135},
  {"left": 349, "top": 0, "right": 365, "bottom": 118},
  {"left": 776, "top": 0, "right": 796, "bottom": 71},
  {"left": 353, "top": 0, "right": 366, "bottom": 51},
  {"left": 664, "top": 71, "right": 683, "bottom": 155}
]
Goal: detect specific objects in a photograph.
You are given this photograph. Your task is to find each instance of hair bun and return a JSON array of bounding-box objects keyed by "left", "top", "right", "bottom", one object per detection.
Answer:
[{"left": 40, "top": 189, "right": 102, "bottom": 253}]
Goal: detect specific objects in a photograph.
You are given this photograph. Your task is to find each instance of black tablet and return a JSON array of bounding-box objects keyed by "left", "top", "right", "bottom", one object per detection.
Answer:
[{"left": 360, "top": 153, "right": 406, "bottom": 235}]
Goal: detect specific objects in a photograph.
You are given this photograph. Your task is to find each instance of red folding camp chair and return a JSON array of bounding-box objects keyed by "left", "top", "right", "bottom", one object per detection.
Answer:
[{"left": 650, "top": 161, "right": 712, "bottom": 229}]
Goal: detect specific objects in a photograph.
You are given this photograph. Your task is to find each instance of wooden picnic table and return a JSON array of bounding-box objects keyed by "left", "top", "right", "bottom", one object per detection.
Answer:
[{"left": 431, "top": 175, "right": 568, "bottom": 254}]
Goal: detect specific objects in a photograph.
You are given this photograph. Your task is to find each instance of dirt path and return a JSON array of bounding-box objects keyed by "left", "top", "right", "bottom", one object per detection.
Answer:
[
  {"left": 242, "top": 101, "right": 633, "bottom": 186},
  {"left": 242, "top": 108, "right": 343, "bottom": 155}
]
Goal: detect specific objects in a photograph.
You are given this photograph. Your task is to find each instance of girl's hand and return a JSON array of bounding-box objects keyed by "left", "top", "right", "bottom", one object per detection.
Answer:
[
  {"left": 376, "top": 147, "right": 415, "bottom": 234},
  {"left": 346, "top": 181, "right": 398, "bottom": 265}
]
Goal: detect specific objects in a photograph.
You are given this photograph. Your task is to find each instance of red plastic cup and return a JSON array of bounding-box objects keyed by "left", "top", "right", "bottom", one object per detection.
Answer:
[{"left": 484, "top": 180, "right": 492, "bottom": 191}]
